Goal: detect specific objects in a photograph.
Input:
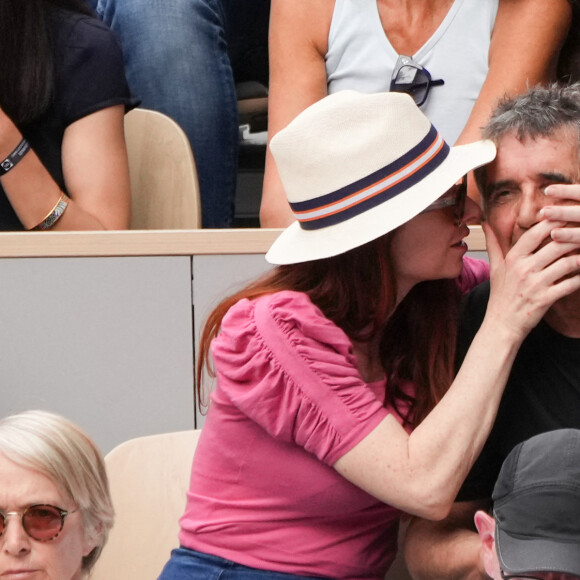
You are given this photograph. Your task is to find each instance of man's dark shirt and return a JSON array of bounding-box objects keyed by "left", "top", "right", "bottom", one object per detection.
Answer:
[{"left": 456, "top": 280, "right": 580, "bottom": 501}]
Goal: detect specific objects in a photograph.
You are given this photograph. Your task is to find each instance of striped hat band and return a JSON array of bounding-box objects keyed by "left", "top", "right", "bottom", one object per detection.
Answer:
[{"left": 289, "top": 125, "right": 448, "bottom": 231}]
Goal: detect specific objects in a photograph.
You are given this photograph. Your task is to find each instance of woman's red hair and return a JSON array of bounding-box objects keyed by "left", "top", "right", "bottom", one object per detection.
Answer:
[{"left": 197, "top": 232, "right": 460, "bottom": 428}]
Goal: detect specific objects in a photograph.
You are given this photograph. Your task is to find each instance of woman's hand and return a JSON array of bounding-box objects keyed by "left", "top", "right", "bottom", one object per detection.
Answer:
[
  {"left": 541, "top": 183, "right": 580, "bottom": 244},
  {"left": 484, "top": 218, "right": 580, "bottom": 341}
]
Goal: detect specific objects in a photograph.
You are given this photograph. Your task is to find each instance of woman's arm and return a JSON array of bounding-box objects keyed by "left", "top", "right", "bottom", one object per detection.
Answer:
[
  {"left": 259, "top": 0, "right": 333, "bottom": 228},
  {"left": 334, "top": 220, "right": 580, "bottom": 520},
  {"left": 456, "top": 0, "right": 571, "bottom": 147},
  {"left": 0, "top": 105, "right": 131, "bottom": 230}
]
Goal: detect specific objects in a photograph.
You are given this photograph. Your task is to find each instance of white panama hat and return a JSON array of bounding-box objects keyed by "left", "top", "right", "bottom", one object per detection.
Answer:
[{"left": 266, "top": 90, "right": 496, "bottom": 265}]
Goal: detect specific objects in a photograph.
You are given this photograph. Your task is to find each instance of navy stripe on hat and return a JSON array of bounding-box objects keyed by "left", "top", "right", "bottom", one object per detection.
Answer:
[{"left": 290, "top": 125, "right": 449, "bottom": 231}]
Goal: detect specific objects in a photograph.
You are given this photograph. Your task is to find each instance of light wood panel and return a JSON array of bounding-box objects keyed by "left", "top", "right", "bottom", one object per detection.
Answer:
[{"left": 0, "top": 226, "right": 486, "bottom": 258}]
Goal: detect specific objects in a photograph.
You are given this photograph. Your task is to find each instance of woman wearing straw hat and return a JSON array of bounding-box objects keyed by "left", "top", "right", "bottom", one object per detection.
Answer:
[
  {"left": 260, "top": 0, "right": 571, "bottom": 228},
  {"left": 159, "top": 91, "right": 580, "bottom": 580}
]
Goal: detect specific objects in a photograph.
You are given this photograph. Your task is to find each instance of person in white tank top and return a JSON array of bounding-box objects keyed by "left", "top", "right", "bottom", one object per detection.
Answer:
[
  {"left": 260, "top": 0, "right": 571, "bottom": 228},
  {"left": 326, "top": 0, "right": 497, "bottom": 145}
]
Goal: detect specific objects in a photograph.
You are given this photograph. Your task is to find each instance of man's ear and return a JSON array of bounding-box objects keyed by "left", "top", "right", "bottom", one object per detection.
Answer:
[{"left": 474, "top": 510, "right": 498, "bottom": 579}]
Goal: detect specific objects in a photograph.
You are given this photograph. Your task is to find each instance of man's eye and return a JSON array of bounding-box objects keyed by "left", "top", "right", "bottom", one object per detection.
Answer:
[{"left": 487, "top": 190, "right": 514, "bottom": 205}]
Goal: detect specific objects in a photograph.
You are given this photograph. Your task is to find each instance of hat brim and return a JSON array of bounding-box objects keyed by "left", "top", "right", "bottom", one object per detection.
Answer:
[
  {"left": 497, "top": 528, "right": 580, "bottom": 577},
  {"left": 266, "top": 139, "right": 495, "bottom": 265}
]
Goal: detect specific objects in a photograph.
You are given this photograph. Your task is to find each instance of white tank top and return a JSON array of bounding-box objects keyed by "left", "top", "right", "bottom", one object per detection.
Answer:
[{"left": 326, "top": 0, "right": 499, "bottom": 144}]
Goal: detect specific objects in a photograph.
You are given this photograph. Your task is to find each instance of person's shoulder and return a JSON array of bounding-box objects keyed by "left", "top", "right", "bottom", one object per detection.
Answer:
[
  {"left": 254, "top": 289, "right": 318, "bottom": 311},
  {"left": 46, "top": 4, "right": 136, "bottom": 120},
  {"left": 222, "top": 291, "right": 322, "bottom": 329},
  {"left": 223, "top": 290, "right": 351, "bottom": 354},
  {"left": 247, "top": 290, "right": 334, "bottom": 333},
  {"left": 69, "top": 15, "right": 120, "bottom": 51},
  {"left": 271, "top": 0, "right": 334, "bottom": 55},
  {"left": 215, "top": 290, "right": 358, "bottom": 390},
  {"left": 48, "top": 6, "right": 121, "bottom": 53}
]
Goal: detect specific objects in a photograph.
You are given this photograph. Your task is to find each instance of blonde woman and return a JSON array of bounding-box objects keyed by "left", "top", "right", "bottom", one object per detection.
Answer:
[{"left": 0, "top": 410, "right": 114, "bottom": 578}]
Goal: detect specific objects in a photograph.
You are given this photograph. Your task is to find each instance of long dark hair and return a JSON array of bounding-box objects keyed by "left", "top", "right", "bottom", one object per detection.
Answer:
[
  {"left": 197, "top": 232, "right": 461, "bottom": 429},
  {"left": 382, "top": 278, "right": 460, "bottom": 427},
  {"left": 0, "top": 0, "right": 93, "bottom": 124}
]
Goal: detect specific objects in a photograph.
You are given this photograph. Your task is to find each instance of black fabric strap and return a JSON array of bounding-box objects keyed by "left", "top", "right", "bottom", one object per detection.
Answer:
[{"left": 0, "top": 139, "right": 31, "bottom": 176}]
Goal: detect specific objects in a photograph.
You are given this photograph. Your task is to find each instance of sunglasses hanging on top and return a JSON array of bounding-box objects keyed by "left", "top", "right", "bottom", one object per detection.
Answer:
[{"left": 390, "top": 55, "right": 444, "bottom": 107}]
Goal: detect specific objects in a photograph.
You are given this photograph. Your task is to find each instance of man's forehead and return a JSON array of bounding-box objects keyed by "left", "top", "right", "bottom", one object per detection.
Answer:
[
  {"left": 496, "top": 126, "right": 579, "bottom": 155},
  {"left": 488, "top": 129, "right": 580, "bottom": 181}
]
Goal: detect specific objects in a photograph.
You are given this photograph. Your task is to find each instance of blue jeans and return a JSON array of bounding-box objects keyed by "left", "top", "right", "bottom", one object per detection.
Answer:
[
  {"left": 158, "top": 547, "right": 330, "bottom": 580},
  {"left": 96, "top": 0, "right": 269, "bottom": 228}
]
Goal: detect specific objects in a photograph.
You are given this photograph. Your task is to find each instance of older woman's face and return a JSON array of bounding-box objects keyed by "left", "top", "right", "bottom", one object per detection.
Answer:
[{"left": 0, "top": 453, "right": 95, "bottom": 579}]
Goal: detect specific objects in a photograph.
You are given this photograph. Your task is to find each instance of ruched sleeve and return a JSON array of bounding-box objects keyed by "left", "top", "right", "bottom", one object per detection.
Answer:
[{"left": 211, "top": 291, "right": 389, "bottom": 466}]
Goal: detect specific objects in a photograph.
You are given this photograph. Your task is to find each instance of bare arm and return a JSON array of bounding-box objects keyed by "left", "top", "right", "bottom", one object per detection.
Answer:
[
  {"left": 333, "top": 222, "right": 580, "bottom": 519},
  {"left": 0, "top": 105, "right": 131, "bottom": 230},
  {"left": 403, "top": 500, "right": 490, "bottom": 580},
  {"left": 456, "top": 0, "right": 571, "bottom": 147},
  {"left": 259, "top": 0, "right": 333, "bottom": 228},
  {"left": 459, "top": 0, "right": 570, "bottom": 205}
]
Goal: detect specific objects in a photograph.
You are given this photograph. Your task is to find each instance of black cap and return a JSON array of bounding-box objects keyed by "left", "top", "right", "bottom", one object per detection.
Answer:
[{"left": 492, "top": 429, "right": 580, "bottom": 576}]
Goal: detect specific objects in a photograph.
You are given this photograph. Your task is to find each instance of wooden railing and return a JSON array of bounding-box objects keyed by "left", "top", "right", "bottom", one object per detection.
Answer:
[{"left": 0, "top": 226, "right": 486, "bottom": 258}]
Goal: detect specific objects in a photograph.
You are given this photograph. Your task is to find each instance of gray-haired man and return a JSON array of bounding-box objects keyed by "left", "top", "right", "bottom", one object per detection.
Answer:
[{"left": 404, "top": 84, "right": 580, "bottom": 579}]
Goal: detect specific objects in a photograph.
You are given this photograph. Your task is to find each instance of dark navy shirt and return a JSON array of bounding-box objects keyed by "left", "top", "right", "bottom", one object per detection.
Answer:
[
  {"left": 456, "top": 280, "right": 580, "bottom": 501},
  {"left": 0, "top": 6, "right": 137, "bottom": 230}
]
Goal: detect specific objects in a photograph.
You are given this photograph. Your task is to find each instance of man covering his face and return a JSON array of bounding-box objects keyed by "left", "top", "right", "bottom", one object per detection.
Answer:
[{"left": 404, "top": 83, "right": 580, "bottom": 580}]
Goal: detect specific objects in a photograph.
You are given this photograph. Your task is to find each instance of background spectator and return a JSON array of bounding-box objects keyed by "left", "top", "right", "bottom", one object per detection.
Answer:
[
  {"left": 260, "top": 0, "right": 571, "bottom": 227},
  {"left": 96, "top": 0, "right": 270, "bottom": 228},
  {"left": 0, "top": 410, "right": 114, "bottom": 578},
  {"left": 0, "top": 0, "right": 136, "bottom": 231},
  {"left": 475, "top": 429, "right": 580, "bottom": 580}
]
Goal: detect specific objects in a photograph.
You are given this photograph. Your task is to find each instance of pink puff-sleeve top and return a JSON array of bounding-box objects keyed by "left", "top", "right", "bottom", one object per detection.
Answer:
[
  {"left": 179, "top": 257, "right": 489, "bottom": 579},
  {"left": 180, "top": 290, "right": 399, "bottom": 579}
]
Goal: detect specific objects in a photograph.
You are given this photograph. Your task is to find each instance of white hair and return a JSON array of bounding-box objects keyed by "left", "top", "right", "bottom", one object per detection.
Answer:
[{"left": 0, "top": 410, "right": 114, "bottom": 573}]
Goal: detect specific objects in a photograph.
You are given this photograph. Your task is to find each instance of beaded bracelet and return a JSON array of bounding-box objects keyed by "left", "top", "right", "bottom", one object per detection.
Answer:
[
  {"left": 0, "top": 139, "right": 31, "bottom": 176},
  {"left": 31, "top": 193, "right": 69, "bottom": 231}
]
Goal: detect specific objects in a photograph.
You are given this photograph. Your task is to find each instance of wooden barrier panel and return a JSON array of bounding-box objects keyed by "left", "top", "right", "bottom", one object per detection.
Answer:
[{"left": 0, "top": 226, "right": 486, "bottom": 257}]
